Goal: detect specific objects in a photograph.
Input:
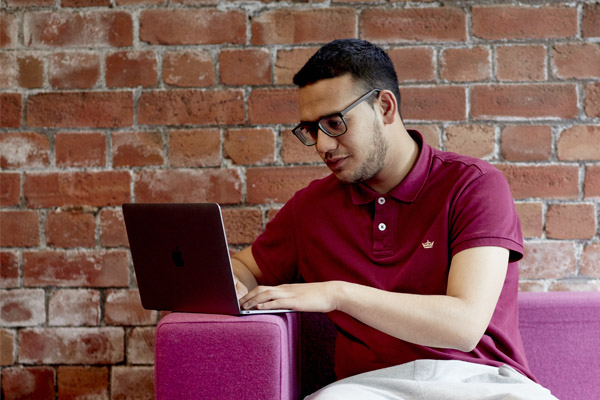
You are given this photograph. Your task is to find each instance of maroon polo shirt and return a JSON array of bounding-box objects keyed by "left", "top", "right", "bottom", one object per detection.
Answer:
[{"left": 252, "top": 130, "right": 533, "bottom": 381}]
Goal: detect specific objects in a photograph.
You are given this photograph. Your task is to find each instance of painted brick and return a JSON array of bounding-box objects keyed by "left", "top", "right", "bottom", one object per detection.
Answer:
[
  {"left": 105, "top": 289, "right": 156, "bottom": 326},
  {"left": 470, "top": 84, "right": 577, "bottom": 119},
  {"left": 361, "top": 7, "right": 466, "bottom": 42},
  {"left": 496, "top": 45, "right": 547, "bottom": 82},
  {"left": 472, "top": 5, "right": 577, "bottom": 40},
  {"left": 248, "top": 88, "right": 300, "bottom": 124},
  {"left": 221, "top": 207, "right": 264, "bottom": 245},
  {"left": 18, "top": 327, "right": 124, "bottom": 364},
  {"left": 515, "top": 202, "right": 543, "bottom": 238},
  {"left": 275, "top": 47, "right": 318, "bottom": 85},
  {"left": 111, "top": 366, "right": 154, "bottom": 400},
  {"left": 127, "top": 327, "right": 155, "bottom": 364},
  {"left": 581, "top": 243, "right": 600, "bottom": 278},
  {"left": 169, "top": 129, "right": 220, "bottom": 167},
  {"left": 49, "top": 52, "right": 100, "bottom": 89},
  {"left": 246, "top": 166, "right": 330, "bottom": 204},
  {"left": 17, "top": 55, "right": 44, "bottom": 88},
  {"left": 24, "top": 11, "right": 133, "bottom": 47},
  {"left": 23, "top": 250, "right": 129, "bottom": 287},
  {"left": 49, "top": 289, "right": 101, "bottom": 327},
  {"left": 0, "top": 251, "right": 19, "bottom": 288},
  {"left": 0, "top": 13, "right": 18, "bottom": 48},
  {"left": 24, "top": 171, "right": 131, "bottom": 208},
  {"left": 0, "top": 132, "right": 50, "bottom": 169},
  {"left": 0, "top": 289, "right": 45, "bottom": 327},
  {"left": 546, "top": 203, "right": 597, "bottom": 240},
  {"left": 0, "top": 53, "right": 16, "bottom": 88},
  {"left": 106, "top": 51, "right": 158, "bottom": 88},
  {"left": 0, "top": 173, "right": 20, "bottom": 207},
  {"left": 520, "top": 241, "right": 577, "bottom": 279},
  {"left": 55, "top": 132, "right": 106, "bottom": 167},
  {"left": 220, "top": 49, "right": 271, "bottom": 86},
  {"left": 1, "top": 328, "right": 15, "bottom": 365},
  {"left": 583, "top": 3, "right": 600, "bottom": 38},
  {"left": 552, "top": 43, "right": 600, "bottom": 79},
  {"left": 0, "top": 93, "right": 21, "bottom": 127},
  {"left": 27, "top": 92, "right": 133, "bottom": 128},
  {"left": 585, "top": 83, "right": 600, "bottom": 118},
  {"left": 46, "top": 210, "right": 97, "bottom": 248},
  {"left": 557, "top": 126, "right": 600, "bottom": 161},
  {"left": 99, "top": 208, "right": 129, "bottom": 248},
  {"left": 162, "top": 50, "right": 215, "bottom": 87},
  {"left": 112, "top": 131, "right": 164, "bottom": 167},
  {"left": 281, "top": 129, "right": 322, "bottom": 164},
  {"left": 441, "top": 46, "right": 490, "bottom": 82},
  {"left": 496, "top": 164, "right": 579, "bottom": 199},
  {"left": 501, "top": 126, "right": 552, "bottom": 162},
  {"left": 225, "top": 128, "right": 275, "bottom": 165},
  {"left": 1, "top": 367, "right": 55, "bottom": 400},
  {"left": 57, "top": 366, "right": 109, "bottom": 400},
  {"left": 138, "top": 89, "right": 244, "bottom": 126},
  {"left": 388, "top": 47, "right": 435, "bottom": 82},
  {"left": 444, "top": 124, "right": 494, "bottom": 159},
  {"left": 140, "top": 9, "right": 246, "bottom": 45},
  {"left": 134, "top": 169, "right": 242, "bottom": 204},
  {"left": 401, "top": 86, "right": 466, "bottom": 121},
  {"left": 0, "top": 211, "right": 39, "bottom": 247},
  {"left": 585, "top": 165, "right": 600, "bottom": 198},
  {"left": 252, "top": 8, "right": 356, "bottom": 45}
]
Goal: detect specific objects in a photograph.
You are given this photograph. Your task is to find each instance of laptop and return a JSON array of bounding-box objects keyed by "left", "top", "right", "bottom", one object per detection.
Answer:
[{"left": 122, "top": 203, "right": 290, "bottom": 315}]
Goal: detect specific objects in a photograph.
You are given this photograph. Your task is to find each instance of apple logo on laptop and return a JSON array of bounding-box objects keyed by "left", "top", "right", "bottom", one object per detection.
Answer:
[{"left": 171, "top": 246, "right": 185, "bottom": 267}]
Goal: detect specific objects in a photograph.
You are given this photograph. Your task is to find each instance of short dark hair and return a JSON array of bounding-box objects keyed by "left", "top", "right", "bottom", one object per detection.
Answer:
[{"left": 293, "top": 39, "right": 402, "bottom": 116}]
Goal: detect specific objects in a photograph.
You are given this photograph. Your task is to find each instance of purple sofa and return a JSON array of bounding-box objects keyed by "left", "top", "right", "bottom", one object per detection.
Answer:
[{"left": 155, "top": 291, "right": 600, "bottom": 400}]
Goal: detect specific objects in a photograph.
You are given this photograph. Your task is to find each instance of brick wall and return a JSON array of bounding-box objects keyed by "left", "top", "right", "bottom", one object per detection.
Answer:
[{"left": 1, "top": 0, "right": 599, "bottom": 398}]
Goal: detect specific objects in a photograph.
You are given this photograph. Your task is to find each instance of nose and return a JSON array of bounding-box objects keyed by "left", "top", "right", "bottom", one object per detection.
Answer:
[{"left": 315, "top": 129, "right": 338, "bottom": 155}]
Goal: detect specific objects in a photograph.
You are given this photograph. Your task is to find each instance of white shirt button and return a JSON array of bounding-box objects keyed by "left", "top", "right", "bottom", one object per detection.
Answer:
[
  {"left": 377, "top": 197, "right": 386, "bottom": 205},
  {"left": 378, "top": 223, "right": 386, "bottom": 231}
]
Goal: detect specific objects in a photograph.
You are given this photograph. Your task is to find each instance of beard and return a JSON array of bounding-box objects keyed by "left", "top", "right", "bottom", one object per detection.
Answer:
[{"left": 338, "top": 120, "right": 388, "bottom": 185}]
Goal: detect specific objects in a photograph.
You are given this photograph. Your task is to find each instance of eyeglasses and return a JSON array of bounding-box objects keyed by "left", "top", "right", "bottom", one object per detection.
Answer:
[{"left": 292, "top": 88, "right": 381, "bottom": 146}]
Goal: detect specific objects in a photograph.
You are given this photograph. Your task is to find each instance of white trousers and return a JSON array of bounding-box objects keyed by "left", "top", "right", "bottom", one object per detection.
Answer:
[{"left": 306, "top": 360, "right": 558, "bottom": 400}]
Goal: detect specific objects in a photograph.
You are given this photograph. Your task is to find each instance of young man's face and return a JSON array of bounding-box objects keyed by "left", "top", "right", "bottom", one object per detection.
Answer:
[{"left": 297, "top": 74, "right": 389, "bottom": 186}]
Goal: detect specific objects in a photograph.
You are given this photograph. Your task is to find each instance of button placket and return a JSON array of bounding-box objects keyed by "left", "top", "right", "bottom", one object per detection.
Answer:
[{"left": 373, "top": 196, "right": 393, "bottom": 257}]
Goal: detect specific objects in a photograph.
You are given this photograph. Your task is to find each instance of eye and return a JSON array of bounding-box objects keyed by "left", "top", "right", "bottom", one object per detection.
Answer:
[{"left": 321, "top": 116, "right": 345, "bottom": 134}]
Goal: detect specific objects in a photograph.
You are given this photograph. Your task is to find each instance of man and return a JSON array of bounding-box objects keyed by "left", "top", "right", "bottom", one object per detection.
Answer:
[{"left": 232, "top": 39, "right": 556, "bottom": 399}]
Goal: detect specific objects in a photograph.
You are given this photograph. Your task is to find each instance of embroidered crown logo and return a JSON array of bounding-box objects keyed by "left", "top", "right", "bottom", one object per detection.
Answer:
[{"left": 422, "top": 240, "right": 434, "bottom": 249}]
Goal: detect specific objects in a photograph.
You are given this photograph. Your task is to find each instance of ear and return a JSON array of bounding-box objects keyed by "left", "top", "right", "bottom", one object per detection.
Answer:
[{"left": 377, "top": 90, "right": 399, "bottom": 125}]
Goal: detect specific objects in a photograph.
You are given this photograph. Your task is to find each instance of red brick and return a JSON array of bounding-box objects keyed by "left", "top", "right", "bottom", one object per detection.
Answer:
[
  {"left": 552, "top": 43, "right": 600, "bottom": 79},
  {"left": 221, "top": 207, "right": 264, "bottom": 245},
  {"left": 106, "top": 51, "right": 158, "bottom": 88},
  {"left": 388, "top": 47, "right": 435, "bottom": 82},
  {"left": 17, "top": 55, "right": 43, "bottom": 88},
  {"left": 0, "top": 132, "right": 50, "bottom": 169},
  {"left": 408, "top": 125, "right": 441, "bottom": 150},
  {"left": 140, "top": 9, "right": 245, "bottom": 45},
  {"left": 127, "top": 327, "right": 155, "bottom": 364},
  {"left": 557, "top": 125, "right": 600, "bottom": 161},
  {"left": 520, "top": 241, "right": 576, "bottom": 279},
  {"left": 1, "top": 328, "right": 15, "bottom": 365},
  {"left": 49, "top": 289, "right": 101, "bottom": 326},
  {"left": 248, "top": 88, "right": 300, "bottom": 124},
  {"left": 49, "top": 52, "right": 100, "bottom": 89},
  {"left": 0, "top": 251, "right": 19, "bottom": 288},
  {"left": 111, "top": 366, "right": 154, "bottom": 400},
  {"left": 252, "top": 8, "right": 356, "bottom": 45},
  {"left": 18, "top": 327, "right": 124, "bottom": 364},
  {"left": 0, "top": 53, "right": 16, "bottom": 88},
  {"left": 361, "top": 7, "right": 465, "bottom": 42},
  {"left": 501, "top": 125, "right": 552, "bottom": 162},
  {"left": 496, "top": 164, "right": 579, "bottom": 199},
  {"left": 24, "top": 11, "right": 133, "bottom": 47},
  {"left": 472, "top": 5, "right": 577, "bottom": 40},
  {"left": 169, "top": 129, "right": 220, "bottom": 167},
  {"left": 401, "top": 86, "right": 466, "bottom": 121},
  {"left": 46, "top": 210, "right": 97, "bottom": 248},
  {"left": 27, "top": 91, "right": 133, "bottom": 128},
  {"left": 281, "top": 129, "right": 322, "bottom": 164},
  {"left": 1, "top": 367, "right": 55, "bottom": 400},
  {"left": 546, "top": 203, "right": 596, "bottom": 239},
  {"left": 100, "top": 208, "right": 128, "bottom": 248},
  {"left": 444, "top": 124, "right": 494, "bottom": 159},
  {"left": 441, "top": 46, "right": 490, "bottom": 82},
  {"left": 496, "top": 45, "right": 547, "bottom": 82},
  {"left": 583, "top": 3, "right": 600, "bottom": 38},
  {"left": 581, "top": 243, "right": 600, "bottom": 277},
  {"left": 138, "top": 89, "right": 244, "bottom": 126},
  {"left": 274, "top": 47, "right": 318, "bottom": 85},
  {"left": 55, "top": 132, "right": 106, "bottom": 167},
  {"left": 246, "top": 166, "right": 330, "bottom": 204},
  {"left": 62, "top": 0, "right": 110, "bottom": 6},
  {"left": 0, "top": 173, "right": 20, "bottom": 207},
  {"left": 0, "top": 13, "right": 18, "bottom": 48},
  {"left": 23, "top": 250, "right": 129, "bottom": 287},
  {"left": 24, "top": 171, "right": 130, "bottom": 208},
  {"left": 0, "top": 93, "right": 21, "bottom": 127},
  {"left": 162, "top": 50, "right": 215, "bottom": 87},
  {"left": 585, "top": 165, "right": 600, "bottom": 198},
  {"left": 0, "top": 211, "right": 39, "bottom": 247},
  {"left": 515, "top": 202, "right": 543, "bottom": 238},
  {"left": 470, "top": 84, "right": 577, "bottom": 119},
  {"left": 225, "top": 128, "right": 275, "bottom": 165},
  {"left": 105, "top": 289, "right": 157, "bottom": 326},
  {"left": 57, "top": 366, "right": 109, "bottom": 400},
  {"left": 220, "top": 49, "right": 271, "bottom": 86},
  {"left": 7, "top": 0, "right": 54, "bottom": 5},
  {"left": 117, "top": 0, "right": 164, "bottom": 4},
  {"left": 585, "top": 82, "right": 600, "bottom": 118},
  {"left": 112, "top": 131, "right": 164, "bottom": 167},
  {"left": 134, "top": 169, "right": 242, "bottom": 204},
  {"left": 550, "top": 280, "right": 600, "bottom": 292},
  {"left": 0, "top": 289, "right": 45, "bottom": 327}
]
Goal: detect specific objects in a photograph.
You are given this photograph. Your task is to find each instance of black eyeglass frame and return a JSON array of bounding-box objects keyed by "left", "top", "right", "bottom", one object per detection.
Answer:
[{"left": 292, "top": 88, "right": 382, "bottom": 146}]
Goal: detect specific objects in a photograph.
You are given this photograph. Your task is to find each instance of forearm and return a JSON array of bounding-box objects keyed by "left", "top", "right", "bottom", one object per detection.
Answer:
[{"left": 231, "top": 256, "right": 258, "bottom": 292}]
